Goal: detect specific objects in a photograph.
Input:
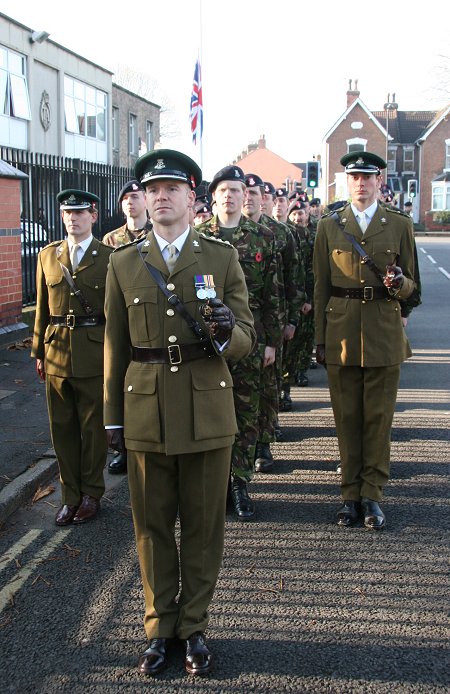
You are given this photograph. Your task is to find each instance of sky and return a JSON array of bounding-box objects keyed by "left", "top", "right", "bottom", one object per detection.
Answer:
[{"left": 1, "top": 0, "right": 449, "bottom": 180}]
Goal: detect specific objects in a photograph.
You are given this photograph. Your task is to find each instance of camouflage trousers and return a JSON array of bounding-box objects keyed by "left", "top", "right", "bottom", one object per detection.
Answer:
[
  {"left": 282, "top": 312, "right": 315, "bottom": 384},
  {"left": 228, "top": 344, "right": 276, "bottom": 481}
]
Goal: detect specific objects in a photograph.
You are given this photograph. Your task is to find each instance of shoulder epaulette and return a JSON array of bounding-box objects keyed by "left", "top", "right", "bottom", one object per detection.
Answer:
[
  {"left": 384, "top": 205, "right": 411, "bottom": 219},
  {"left": 321, "top": 202, "right": 349, "bottom": 218},
  {"left": 112, "top": 237, "right": 142, "bottom": 252}
]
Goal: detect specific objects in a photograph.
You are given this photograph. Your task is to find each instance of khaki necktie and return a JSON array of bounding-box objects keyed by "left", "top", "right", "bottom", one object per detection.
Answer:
[
  {"left": 70, "top": 243, "right": 80, "bottom": 272},
  {"left": 358, "top": 213, "right": 368, "bottom": 233},
  {"left": 166, "top": 244, "right": 178, "bottom": 273}
]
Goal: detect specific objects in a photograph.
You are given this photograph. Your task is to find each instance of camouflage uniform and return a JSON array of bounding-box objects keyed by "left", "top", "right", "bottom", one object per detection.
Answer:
[
  {"left": 197, "top": 214, "right": 281, "bottom": 481},
  {"left": 102, "top": 220, "right": 152, "bottom": 248}
]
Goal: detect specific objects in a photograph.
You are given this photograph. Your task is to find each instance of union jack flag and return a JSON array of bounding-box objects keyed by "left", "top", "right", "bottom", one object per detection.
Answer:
[{"left": 189, "top": 59, "right": 203, "bottom": 145}]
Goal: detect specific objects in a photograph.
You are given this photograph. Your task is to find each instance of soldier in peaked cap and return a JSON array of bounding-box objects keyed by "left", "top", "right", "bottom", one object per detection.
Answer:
[
  {"left": 32, "top": 189, "right": 113, "bottom": 526},
  {"left": 103, "top": 149, "right": 255, "bottom": 676},
  {"left": 313, "top": 150, "right": 417, "bottom": 531},
  {"left": 197, "top": 165, "right": 281, "bottom": 520}
]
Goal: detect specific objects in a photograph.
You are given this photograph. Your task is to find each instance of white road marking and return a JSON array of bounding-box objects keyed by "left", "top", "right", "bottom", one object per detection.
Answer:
[
  {"left": 427, "top": 255, "right": 436, "bottom": 264},
  {"left": 0, "top": 529, "right": 42, "bottom": 577},
  {"left": 438, "top": 267, "right": 450, "bottom": 280},
  {"left": 0, "top": 528, "right": 70, "bottom": 616}
]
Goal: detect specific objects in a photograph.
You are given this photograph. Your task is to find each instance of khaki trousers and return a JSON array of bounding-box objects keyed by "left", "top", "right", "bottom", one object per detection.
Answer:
[
  {"left": 46, "top": 374, "right": 107, "bottom": 505},
  {"left": 128, "top": 447, "right": 231, "bottom": 640},
  {"left": 327, "top": 364, "right": 401, "bottom": 502}
]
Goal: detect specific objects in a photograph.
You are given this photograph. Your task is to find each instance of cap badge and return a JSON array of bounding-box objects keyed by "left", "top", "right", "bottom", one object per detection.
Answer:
[
  {"left": 131, "top": 183, "right": 138, "bottom": 190},
  {"left": 248, "top": 177, "right": 255, "bottom": 186},
  {"left": 356, "top": 157, "right": 364, "bottom": 165},
  {"left": 68, "top": 195, "right": 76, "bottom": 203},
  {"left": 155, "top": 159, "right": 165, "bottom": 170},
  {"left": 234, "top": 169, "right": 240, "bottom": 177}
]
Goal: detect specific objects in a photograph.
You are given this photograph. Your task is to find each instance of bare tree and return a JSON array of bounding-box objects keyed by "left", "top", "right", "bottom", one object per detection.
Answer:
[{"left": 114, "top": 64, "right": 180, "bottom": 141}]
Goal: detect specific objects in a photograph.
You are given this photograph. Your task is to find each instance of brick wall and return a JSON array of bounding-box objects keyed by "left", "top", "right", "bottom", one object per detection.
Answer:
[{"left": 0, "top": 177, "right": 22, "bottom": 328}]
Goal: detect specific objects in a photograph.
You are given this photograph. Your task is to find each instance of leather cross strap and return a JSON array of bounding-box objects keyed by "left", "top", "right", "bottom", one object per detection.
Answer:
[
  {"left": 331, "top": 212, "right": 387, "bottom": 285},
  {"left": 58, "top": 261, "right": 95, "bottom": 315},
  {"left": 136, "top": 241, "right": 209, "bottom": 342},
  {"left": 132, "top": 341, "right": 215, "bottom": 364}
]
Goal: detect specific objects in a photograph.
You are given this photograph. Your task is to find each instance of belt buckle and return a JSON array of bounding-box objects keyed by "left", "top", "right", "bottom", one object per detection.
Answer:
[
  {"left": 168, "top": 344, "right": 182, "bottom": 365},
  {"left": 363, "top": 286, "right": 374, "bottom": 301},
  {"left": 65, "top": 314, "right": 76, "bottom": 328}
]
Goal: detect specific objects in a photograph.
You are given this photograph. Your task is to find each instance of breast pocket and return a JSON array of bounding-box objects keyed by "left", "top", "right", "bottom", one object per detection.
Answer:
[
  {"left": 329, "top": 244, "right": 355, "bottom": 279},
  {"left": 46, "top": 275, "right": 65, "bottom": 312},
  {"left": 372, "top": 242, "right": 400, "bottom": 269},
  {"left": 124, "top": 286, "right": 160, "bottom": 342}
]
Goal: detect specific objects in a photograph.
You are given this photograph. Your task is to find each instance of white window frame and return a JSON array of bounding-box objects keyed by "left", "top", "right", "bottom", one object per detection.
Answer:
[
  {"left": 346, "top": 137, "right": 367, "bottom": 154},
  {"left": 387, "top": 146, "right": 397, "bottom": 174},
  {"left": 431, "top": 181, "right": 450, "bottom": 211},
  {"left": 128, "top": 113, "right": 138, "bottom": 156},
  {"left": 64, "top": 76, "right": 106, "bottom": 142},
  {"left": 112, "top": 106, "right": 119, "bottom": 151},
  {"left": 0, "top": 45, "right": 31, "bottom": 120},
  {"left": 146, "top": 120, "right": 153, "bottom": 151},
  {"left": 445, "top": 139, "right": 450, "bottom": 172},
  {"left": 403, "top": 147, "right": 414, "bottom": 173}
]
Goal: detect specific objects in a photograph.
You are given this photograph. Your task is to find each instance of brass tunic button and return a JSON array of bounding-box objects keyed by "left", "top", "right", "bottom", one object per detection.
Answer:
[
  {"left": 168, "top": 335, "right": 177, "bottom": 343},
  {"left": 70, "top": 291, "right": 74, "bottom": 296},
  {"left": 127, "top": 385, "right": 133, "bottom": 392},
  {"left": 361, "top": 241, "right": 366, "bottom": 245},
  {"left": 134, "top": 297, "right": 139, "bottom": 304},
  {"left": 167, "top": 283, "right": 175, "bottom": 291},
  {"left": 220, "top": 381, "right": 226, "bottom": 387},
  {"left": 362, "top": 300, "right": 366, "bottom": 304},
  {"left": 170, "top": 366, "right": 179, "bottom": 373},
  {"left": 69, "top": 309, "right": 74, "bottom": 313},
  {"left": 166, "top": 309, "right": 175, "bottom": 316}
]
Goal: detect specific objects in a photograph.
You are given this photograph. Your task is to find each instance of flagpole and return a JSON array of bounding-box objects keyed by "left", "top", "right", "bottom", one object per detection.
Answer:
[{"left": 199, "top": 0, "right": 204, "bottom": 171}]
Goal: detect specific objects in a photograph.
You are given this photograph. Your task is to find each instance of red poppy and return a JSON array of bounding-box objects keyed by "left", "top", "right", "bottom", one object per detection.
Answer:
[{"left": 255, "top": 251, "right": 263, "bottom": 262}]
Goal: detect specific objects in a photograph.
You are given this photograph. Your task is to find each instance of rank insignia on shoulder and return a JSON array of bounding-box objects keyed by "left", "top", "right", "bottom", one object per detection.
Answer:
[
  {"left": 193, "top": 239, "right": 200, "bottom": 247},
  {"left": 92, "top": 250, "right": 98, "bottom": 256}
]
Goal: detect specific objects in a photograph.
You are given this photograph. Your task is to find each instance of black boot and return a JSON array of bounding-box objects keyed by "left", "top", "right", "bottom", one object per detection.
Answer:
[
  {"left": 296, "top": 371, "right": 309, "bottom": 387},
  {"left": 279, "top": 385, "right": 292, "bottom": 412},
  {"left": 229, "top": 477, "right": 255, "bottom": 521},
  {"left": 108, "top": 450, "right": 128, "bottom": 474},
  {"left": 254, "top": 442, "right": 274, "bottom": 473}
]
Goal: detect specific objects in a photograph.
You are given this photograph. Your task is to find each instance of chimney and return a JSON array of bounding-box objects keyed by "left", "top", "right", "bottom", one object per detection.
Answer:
[
  {"left": 258, "top": 134, "right": 266, "bottom": 149},
  {"left": 384, "top": 92, "right": 398, "bottom": 114},
  {"left": 346, "top": 78, "right": 360, "bottom": 108}
]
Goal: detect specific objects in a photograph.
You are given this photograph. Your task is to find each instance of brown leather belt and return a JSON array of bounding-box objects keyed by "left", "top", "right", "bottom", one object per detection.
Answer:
[
  {"left": 132, "top": 340, "right": 215, "bottom": 365},
  {"left": 50, "top": 314, "right": 105, "bottom": 328},
  {"left": 331, "top": 286, "right": 389, "bottom": 301}
]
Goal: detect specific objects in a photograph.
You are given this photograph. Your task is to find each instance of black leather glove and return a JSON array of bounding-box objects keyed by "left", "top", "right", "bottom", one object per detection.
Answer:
[
  {"left": 200, "top": 298, "right": 236, "bottom": 344},
  {"left": 315, "top": 344, "right": 326, "bottom": 367},
  {"left": 383, "top": 265, "right": 404, "bottom": 290},
  {"left": 107, "top": 429, "right": 125, "bottom": 453}
]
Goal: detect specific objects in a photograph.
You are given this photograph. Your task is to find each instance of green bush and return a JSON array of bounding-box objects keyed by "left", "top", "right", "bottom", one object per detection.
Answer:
[{"left": 433, "top": 210, "right": 450, "bottom": 224}]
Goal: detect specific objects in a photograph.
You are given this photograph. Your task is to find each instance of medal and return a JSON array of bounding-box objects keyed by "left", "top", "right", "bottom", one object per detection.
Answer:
[{"left": 195, "top": 274, "right": 216, "bottom": 299}]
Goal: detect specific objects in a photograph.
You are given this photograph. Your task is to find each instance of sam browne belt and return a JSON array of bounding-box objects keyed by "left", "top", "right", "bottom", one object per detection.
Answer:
[
  {"left": 132, "top": 340, "right": 215, "bottom": 365},
  {"left": 50, "top": 314, "right": 105, "bottom": 328},
  {"left": 331, "top": 286, "right": 389, "bottom": 300}
]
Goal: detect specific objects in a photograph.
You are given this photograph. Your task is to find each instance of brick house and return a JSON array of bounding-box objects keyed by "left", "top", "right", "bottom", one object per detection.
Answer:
[
  {"left": 322, "top": 80, "right": 450, "bottom": 226},
  {"left": 233, "top": 135, "right": 303, "bottom": 190}
]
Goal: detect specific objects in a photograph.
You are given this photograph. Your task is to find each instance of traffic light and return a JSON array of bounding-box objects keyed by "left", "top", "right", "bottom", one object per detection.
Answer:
[
  {"left": 407, "top": 179, "right": 418, "bottom": 198},
  {"left": 306, "top": 161, "right": 320, "bottom": 188}
]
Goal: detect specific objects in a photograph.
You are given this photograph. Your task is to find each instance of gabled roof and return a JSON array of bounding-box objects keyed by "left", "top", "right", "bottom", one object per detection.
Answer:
[
  {"left": 323, "top": 97, "right": 387, "bottom": 141},
  {"left": 418, "top": 103, "right": 450, "bottom": 142},
  {"left": 372, "top": 110, "right": 438, "bottom": 144},
  {"left": 234, "top": 147, "right": 302, "bottom": 186}
]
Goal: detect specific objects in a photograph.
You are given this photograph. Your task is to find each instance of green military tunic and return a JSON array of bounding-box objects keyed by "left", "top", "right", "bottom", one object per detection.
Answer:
[
  {"left": 313, "top": 202, "right": 416, "bottom": 501},
  {"left": 31, "top": 237, "right": 113, "bottom": 505}
]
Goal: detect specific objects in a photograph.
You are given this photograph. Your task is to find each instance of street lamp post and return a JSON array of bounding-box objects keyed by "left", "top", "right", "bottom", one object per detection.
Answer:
[{"left": 384, "top": 93, "right": 397, "bottom": 184}]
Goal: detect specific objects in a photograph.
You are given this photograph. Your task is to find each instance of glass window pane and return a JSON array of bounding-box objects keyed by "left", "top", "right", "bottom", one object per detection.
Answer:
[
  {"left": 446, "top": 186, "right": 450, "bottom": 209},
  {"left": 86, "top": 86, "right": 95, "bottom": 105},
  {"left": 97, "top": 107, "right": 105, "bottom": 141},
  {"left": 8, "top": 51, "right": 22, "bottom": 75},
  {"left": 86, "top": 101, "right": 96, "bottom": 137},
  {"left": 10, "top": 73, "right": 31, "bottom": 119},
  {"left": 0, "top": 47, "right": 7, "bottom": 69},
  {"left": 97, "top": 90, "right": 106, "bottom": 108},
  {"left": 74, "top": 80, "right": 84, "bottom": 100},
  {"left": 75, "top": 98, "right": 85, "bottom": 135},
  {"left": 64, "top": 76, "right": 73, "bottom": 96},
  {"left": 0, "top": 70, "right": 8, "bottom": 114},
  {"left": 64, "top": 95, "right": 78, "bottom": 133}
]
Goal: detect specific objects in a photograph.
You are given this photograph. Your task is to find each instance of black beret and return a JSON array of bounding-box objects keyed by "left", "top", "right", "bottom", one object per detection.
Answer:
[
  {"left": 209, "top": 165, "right": 245, "bottom": 193},
  {"left": 310, "top": 198, "right": 321, "bottom": 205},
  {"left": 195, "top": 203, "right": 212, "bottom": 214},
  {"left": 275, "top": 187, "right": 288, "bottom": 199},
  {"left": 245, "top": 173, "right": 265, "bottom": 189},
  {"left": 118, "top": 179, "right": 144, "bottom": 204},
  {"left": 57, "top": 189, "right": 99, "bottom": 210},
  {"left": 264, "top": 182, "right": 276, "bottom": 196},
  {"left": 340, "top": 150, "right": 386, "bottom": 174},
  {"left": 288, "top": 200, "right": 307, "bottom": 216},
  {"left": 135, "top": 148, "right": 202, "bottom": 188}
]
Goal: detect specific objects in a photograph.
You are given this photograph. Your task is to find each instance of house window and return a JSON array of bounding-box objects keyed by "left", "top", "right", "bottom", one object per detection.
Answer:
[
  {"left": 146, "top": 120, "right": 153, "bottom": 151},
  {"left": 445, "top": 141, "right": 450, "bottom": 171},
  {"left": 432, "top": 182, "right": 450, "bottom": 211},
  {"left": 387, "top": 148, "right": 397, "bottom": 174},
  {"left": 112, "top": 107, "right": 119, "bottom": 151},
  {"left": 403, "top": 148, "right": 414, "bottom": 172},
  {"left": 64, "top": 76, "right": 106, "bottom": 141},
  {"left": 0, "top": 45, "right": 31, "bottom": 120},
  {"left": 346, "top": 137, "right": 367, "bottom": 154},
  {"left": 128, "top": 113, "right": 138, "bottom": 155}
]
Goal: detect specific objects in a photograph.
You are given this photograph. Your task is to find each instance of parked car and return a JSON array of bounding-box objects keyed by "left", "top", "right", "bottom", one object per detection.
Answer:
[{"left": 21, "top": 220, "right": 48, "bottom": 257}]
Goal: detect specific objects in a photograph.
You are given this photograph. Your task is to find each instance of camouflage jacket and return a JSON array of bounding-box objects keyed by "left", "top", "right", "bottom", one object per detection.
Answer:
[
  {"left": 197, "top": 214, "right": 282, "bottom": 347},
  {"left": 102, "top": 220, "right": 152, "bottom": 248}
]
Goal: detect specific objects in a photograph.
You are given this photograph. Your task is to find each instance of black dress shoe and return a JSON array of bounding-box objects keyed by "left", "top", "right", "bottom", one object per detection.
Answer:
[
  {"left": 361, "top": 498, "right": 386, "bottom": 530},
  {"left": 108, "top": 450, "right": 127, "bottom": 474},
  {"left": 229, "top": 477, "right": 255, "bottom": 521},
  {"left": 279, "top": 391, "right": 292, "bottom": 412},
  {"left": 55, "top": 504, "right": 79, "bottom": 526},
  {"left": 336, "top": 500, "right": 362, "bottom": 527},
  {"left": 185, "top": 632, "right": 213, "bottom": 676},
  {"left": 138, "top": 638, "right": 167, "bottom": 676},
  {"left": 254, "top": 442, "right": 274, "bottom": 473},
  {"left": 296, "top": 371, "right": 309, "bottom": 387},
  {"left": 274, "top": 424, "right": 283, "bottom": 441}
]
